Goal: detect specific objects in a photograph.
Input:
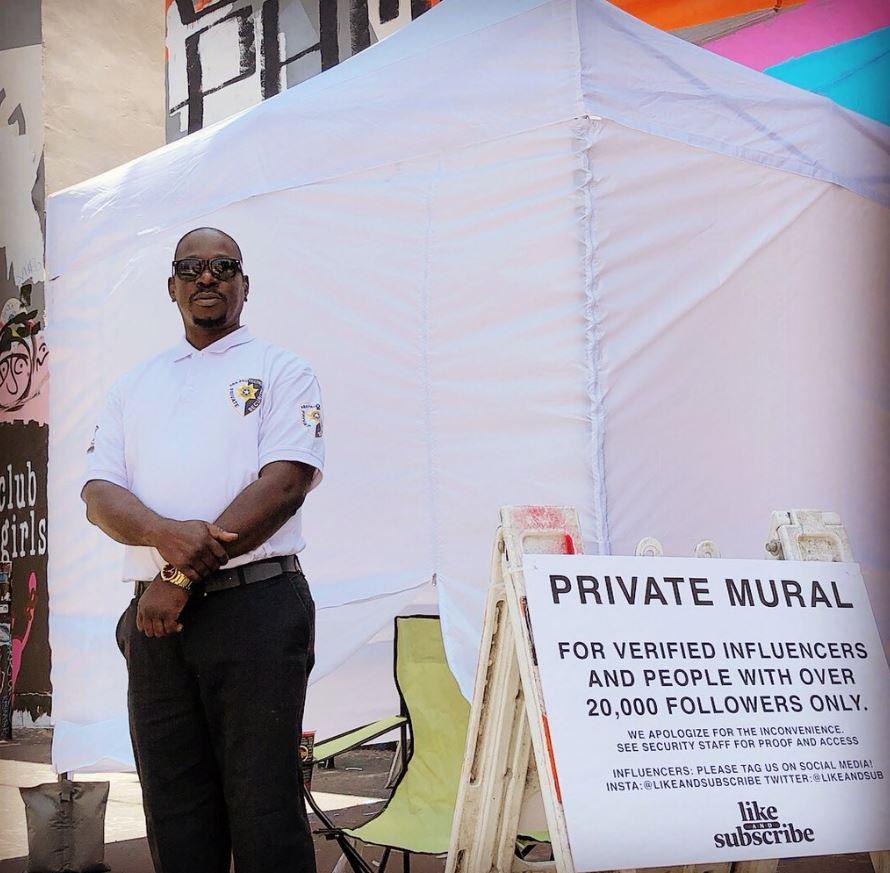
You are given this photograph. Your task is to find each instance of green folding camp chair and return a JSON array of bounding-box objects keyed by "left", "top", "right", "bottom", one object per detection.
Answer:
[
  {"left": 311, "top": 615, "right": 470, "bottom": 873},
  {"left": 303, "top": 717, "right": 409, "bottom": 873}
]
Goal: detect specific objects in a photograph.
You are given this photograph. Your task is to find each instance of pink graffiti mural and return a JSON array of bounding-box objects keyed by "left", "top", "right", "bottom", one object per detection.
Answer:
[
  {"left": 0, "top": 421, "right": 51, "bottom": 719},
  {"left": 11, "top": 570, "right": 36, "bottom": 691}
]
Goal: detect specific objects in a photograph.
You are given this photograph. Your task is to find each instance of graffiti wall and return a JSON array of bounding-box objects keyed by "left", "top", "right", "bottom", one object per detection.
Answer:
[
  {"left": 0, "top": 1, "right": 51, "bottom": 722},
  {"left": 166, "top": 0, "right": 438, "bottom": 141},
  {"left": 0, "top": 422, "right": 49, "bottom": 720}
]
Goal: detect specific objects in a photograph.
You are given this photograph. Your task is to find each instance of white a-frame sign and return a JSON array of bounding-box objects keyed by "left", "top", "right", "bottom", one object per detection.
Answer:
[
  {"left": 446, "top": 507, "right": 890, "bottom": 873},
  {"left": 446, "top": 505, "right": 579, "bottom": 873}
]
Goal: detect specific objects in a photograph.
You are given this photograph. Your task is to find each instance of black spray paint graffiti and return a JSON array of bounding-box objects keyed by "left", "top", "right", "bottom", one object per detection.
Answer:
[
  {"left": 168, "top": 0, "right": 437, "bottom": 138},
  {"left": 0, "top": 292, "right": 48, "bottom": 412},
  {"left": 174, "top": 3, "right": 258, "bottom": 133},
  {"left": 1, "top": 87, "right": 26, "bottom": 135},
  {"left": 0, "top": 78, "right": 47, "bottom": 415}
]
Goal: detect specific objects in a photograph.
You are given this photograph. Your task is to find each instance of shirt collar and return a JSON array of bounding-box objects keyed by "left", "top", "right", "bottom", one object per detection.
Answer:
[{"left": 173, "top": 325, "right": 253, "bottom": 362}]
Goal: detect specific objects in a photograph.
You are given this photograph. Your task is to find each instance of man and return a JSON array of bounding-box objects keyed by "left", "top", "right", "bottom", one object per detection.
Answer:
[{"left": 82, "top": 227, "right": 323, "bottom": 873}]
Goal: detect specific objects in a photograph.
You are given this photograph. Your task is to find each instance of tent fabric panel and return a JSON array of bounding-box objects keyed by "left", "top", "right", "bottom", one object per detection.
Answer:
[
  {"left": 52, "top": 717, "right": 136, "bottom": 775},
  {"left": 310, "top": 580, "right": 435, "bottom": 680},
  {"left": 416, "top": 124, "right": 598, "bottom": 693},
  {"left": 593, "top": 120, "right": 890, "bottom": 637},
  {"left": 48, "top": 612, "right": 130, "bottom": 727}
]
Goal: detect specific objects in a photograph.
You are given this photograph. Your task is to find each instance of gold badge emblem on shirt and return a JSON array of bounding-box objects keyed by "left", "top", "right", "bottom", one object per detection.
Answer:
[
  {"left": 301, "top": 403, "right": 323, "bottom": 437},
  {"left": 228, "top": 379, "right": 263, "bottom": 416}
]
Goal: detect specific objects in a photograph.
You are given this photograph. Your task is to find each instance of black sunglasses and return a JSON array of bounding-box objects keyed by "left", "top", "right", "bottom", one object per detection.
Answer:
[{"left": 171, "top": 257, "right": 243, "bottom": 281}]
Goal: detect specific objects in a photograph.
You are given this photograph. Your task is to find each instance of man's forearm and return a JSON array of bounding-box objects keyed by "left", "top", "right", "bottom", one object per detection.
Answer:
[
  {"left": 214, "top": 461, "right": 314, "bottom": 559},
  {"left": 82, "top": 480, "right": 236, "bottom": 580},
  {"left": 83, "top": 461, "right": 313, "bottom": 572},
  {"left": 82, "top": 480, "right": 167, "bottom": 547}
]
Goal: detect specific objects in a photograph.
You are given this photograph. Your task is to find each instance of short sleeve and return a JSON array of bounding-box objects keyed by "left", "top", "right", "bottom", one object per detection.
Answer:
[
  {"left": 83, "top": 378, "right": 129, "bottom": 491},
  {"left": 258, "top": 357, "right": 325, "bottom": 489}
]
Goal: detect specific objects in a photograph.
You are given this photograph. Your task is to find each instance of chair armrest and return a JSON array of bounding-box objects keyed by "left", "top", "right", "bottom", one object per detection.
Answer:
[{"left": 311, "top": 715, "right": 408, "bottom": 764}]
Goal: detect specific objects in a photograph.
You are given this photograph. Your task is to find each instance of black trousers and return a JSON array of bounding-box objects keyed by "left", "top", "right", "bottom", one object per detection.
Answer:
[{"left": 116, "top": 570, "right": 317, "bottom": 873}]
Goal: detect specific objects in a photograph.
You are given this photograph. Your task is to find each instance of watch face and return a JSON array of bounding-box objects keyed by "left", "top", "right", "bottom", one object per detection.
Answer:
[{"left": 160, "top": 565, "right": 177, "bottom": 582}]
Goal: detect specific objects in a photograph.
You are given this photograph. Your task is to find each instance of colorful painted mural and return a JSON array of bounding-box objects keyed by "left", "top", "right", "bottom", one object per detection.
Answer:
[
  {"left": 0, "top": 1, "right": 51, "bottom": 723},
  {"left": 610, "top": 0, "right": 890, "bottom": 126},
  {"left": 616, "top": 0, "right": 794, "bottom": 32},
  {"left": 702, "top": 0, "right": 890, "bottom": 126},
  {"left": 165, "top": 0, "right": 439, "bottom": 141}
]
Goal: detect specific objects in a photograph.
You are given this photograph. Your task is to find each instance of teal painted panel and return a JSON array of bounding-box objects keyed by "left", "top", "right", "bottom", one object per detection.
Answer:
[{"left": 765, "top": 26, "right": 890, "bottom": 126}]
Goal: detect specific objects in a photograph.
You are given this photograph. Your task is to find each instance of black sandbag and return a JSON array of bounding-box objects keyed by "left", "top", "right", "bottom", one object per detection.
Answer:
[{"left": 19, "top": 780, "right": 111, "bottom": 873}]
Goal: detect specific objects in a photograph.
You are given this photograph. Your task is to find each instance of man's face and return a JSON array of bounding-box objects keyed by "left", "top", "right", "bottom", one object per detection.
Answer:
[{"left": 167, "top": 230, "right": 249, "bottom": 332}]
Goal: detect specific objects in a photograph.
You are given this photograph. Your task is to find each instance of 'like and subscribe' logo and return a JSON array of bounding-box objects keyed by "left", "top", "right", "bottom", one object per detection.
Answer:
[{"left": 714, "top": 801, "right": 816, "bottom": 849}]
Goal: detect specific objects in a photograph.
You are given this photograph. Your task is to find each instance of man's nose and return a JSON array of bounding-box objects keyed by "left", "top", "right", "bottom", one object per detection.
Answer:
[{"left": 196, "top": 268, "right": 217, "bottom": 284}]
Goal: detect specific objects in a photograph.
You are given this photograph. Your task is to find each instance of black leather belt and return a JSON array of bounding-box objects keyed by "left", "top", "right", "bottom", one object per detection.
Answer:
[{"left": 135, "top": 555, "right": 299, "bottom": 597}]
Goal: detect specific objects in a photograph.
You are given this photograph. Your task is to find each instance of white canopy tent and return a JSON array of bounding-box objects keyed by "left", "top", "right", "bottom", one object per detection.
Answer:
[{"left": 46, "top": 0, "right": 890, "bottom": 773}]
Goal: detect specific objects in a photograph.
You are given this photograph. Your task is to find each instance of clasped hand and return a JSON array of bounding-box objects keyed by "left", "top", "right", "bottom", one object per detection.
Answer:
[
  {"left": 156, "top": 518, "right": 239, "bottom": 581},
  {"left": 137, "top": 519, "right": 238, "bottom": 638}
]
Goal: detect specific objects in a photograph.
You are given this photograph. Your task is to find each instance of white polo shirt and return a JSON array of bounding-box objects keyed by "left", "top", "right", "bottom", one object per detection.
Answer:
[{"left": 85, "top": 325, "right": 324, "bottom": 582}]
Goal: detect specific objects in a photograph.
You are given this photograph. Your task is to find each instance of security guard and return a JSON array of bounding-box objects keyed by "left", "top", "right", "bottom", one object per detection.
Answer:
[{"left": 82, "top": 227, "right": 323, "bottom": 873}]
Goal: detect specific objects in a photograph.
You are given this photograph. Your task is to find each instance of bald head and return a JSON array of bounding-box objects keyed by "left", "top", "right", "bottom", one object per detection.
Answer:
[
  {"left": 168, "top": 226, "right": 249, "bottom": 348},
  {"left": 174, "top": 227, "right": 243, "bottom": 262}
]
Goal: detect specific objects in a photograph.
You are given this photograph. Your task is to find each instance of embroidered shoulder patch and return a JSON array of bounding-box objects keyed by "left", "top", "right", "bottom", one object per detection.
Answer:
[
  {"left": 228, "top": 379, "right": 264, "bottom": 416},
  {"left": 301, "top": 403, "right": 323, "bottom": 437}
]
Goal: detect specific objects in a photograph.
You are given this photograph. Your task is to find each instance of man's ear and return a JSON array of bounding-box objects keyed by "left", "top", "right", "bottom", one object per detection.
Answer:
[
  {"left": 167, "top": 276, "right": 176, "bottom": 301},
  {"left": 243, "top": 275, "right": 249, "bottom": 299}
]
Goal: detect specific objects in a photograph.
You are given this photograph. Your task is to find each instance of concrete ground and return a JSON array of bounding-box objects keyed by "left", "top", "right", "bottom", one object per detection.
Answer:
[
  {"left": 0, "top": 730, "right": 877, "bottom": 872},
  {"left": 0, "top": 729, "right": 443, "bottom": 873}
]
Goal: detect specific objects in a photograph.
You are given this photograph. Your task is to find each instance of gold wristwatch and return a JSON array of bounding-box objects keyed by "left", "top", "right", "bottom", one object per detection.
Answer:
[{"left": 160, "top": 563, "right": 192, "bottom": 591}]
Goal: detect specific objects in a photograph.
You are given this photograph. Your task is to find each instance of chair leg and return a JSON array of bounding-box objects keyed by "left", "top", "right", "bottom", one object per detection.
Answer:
[
  {"left": 335, "top": 839, "right": 376, "bottom": 873},
  {"left": 378, "top": 847, "right": 391, "bottom": 872},
  {"left": 403, "top": 850, "right": 410, "bottom": 873},
  {"left": 326, "top": 835, "right": 377, "bottom": 873},
  {"left": 303, "top": 784, "right": 376, "bottom": 873}
]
